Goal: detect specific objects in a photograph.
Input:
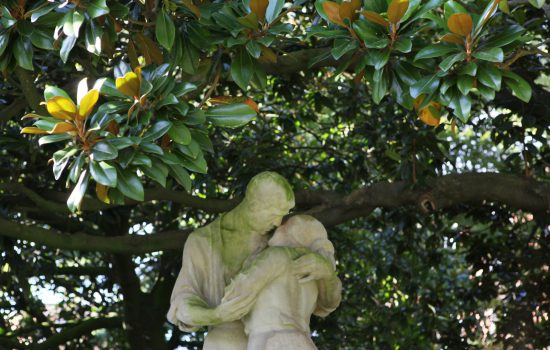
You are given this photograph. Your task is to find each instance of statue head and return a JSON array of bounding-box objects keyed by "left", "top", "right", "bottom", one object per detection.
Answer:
[
  {"left": 269, "top": 215, "right": 335, "bottom": 268},
  {"left": 240, "top": 172, "right": 295, "bottom": 234}
]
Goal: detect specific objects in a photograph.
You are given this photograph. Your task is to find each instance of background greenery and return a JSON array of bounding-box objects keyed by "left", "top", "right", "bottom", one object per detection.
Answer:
[{"left": 0, "top": 0, "right": 548, "bottom": 349}]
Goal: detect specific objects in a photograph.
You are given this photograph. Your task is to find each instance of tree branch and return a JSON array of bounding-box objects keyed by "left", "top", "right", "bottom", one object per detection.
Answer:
[
  {"left": 0, "top": 98, "right": 26, "bottom": 123},
  {"left": 0, "top": 218, "right": 191, "bottom": 254},
  {"left": 1, "top": 173, "right": 547, "bottom": 253},
  {"left": 31, "top": 316, "right": 122, "bottom": 350},
  {"left": 14, "top": 67, "right": 47, "bottom": 115}
]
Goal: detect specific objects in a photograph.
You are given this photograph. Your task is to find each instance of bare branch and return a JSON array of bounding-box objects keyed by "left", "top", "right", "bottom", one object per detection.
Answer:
[
  {"left": 1, "top": 173, "right": 547, "bottom": 253},
  {"left": 32, "top": 316, "right": 122, "bottom": 350},
  {"left": 0, "top": 218, "right": 191, "bottom": 254}
]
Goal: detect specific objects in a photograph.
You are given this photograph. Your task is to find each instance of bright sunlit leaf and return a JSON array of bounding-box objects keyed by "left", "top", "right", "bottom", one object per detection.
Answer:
[
  {"left": 78, "top": 89, "right": 99, "bottom": 120},
  {"left": 46, "top": 96, "right": 77, "bottom": 120}
]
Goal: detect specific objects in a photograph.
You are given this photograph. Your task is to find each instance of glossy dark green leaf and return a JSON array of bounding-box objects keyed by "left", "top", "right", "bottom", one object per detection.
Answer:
[
  {"left": 90, "top": 161, "right": 117, "bottom": 187},
  {"left": 450, "top": 93, "right": 472, "bottom": 123},
  {"left": 69, "top": 153, "right": 85, "bottom": 183},
  {"left": 482, "top": 25, "right": 525, "bottom": 48},
  {"left": 60, "top": 35, "right": 77, "bottom": 63},
  {"left": 67, "top": 170, "right": 90, "bottom": 212},
  {"left": 173, "top": 82, "right": 197, "bottom": 97},
  {"left": 142, "top": 160, "right": 168, "bottom": 187},
  {"left": 140, "top": 142, "right": 164, "bottom": 155},
  {"left": 478, "top": 65, "right": 501, "bottom": 90},
  {"left": 410, "top": 74, "right": 440, "bottom": 98},
  {"left": 142, "top": 120, "right": 173, "bottom": 142},
  {"left": 91, "top": 141, "right": 118, "bottom": 161},
  {"left": 181, "top": 154, "right": 208, "bottom": 174},
  {"left": 132, "top": 153, "right": 153, "bottom": 168},
  {"left": 331, "top": 39, "right": 359, "bottom": 60},
  {"left": 116, "top": 169, "right": 144, "bottom": 201},
  {"left": 88, "top": 0, "right": 110, "bottom": 19},
  {"left": 414, "top": 45, "right": 460, "bottom": 60},
  {"left": 0, "top": 34, "right": 9, "bottom": 57},
  {"left": 156, "top": 9, "right": 175, "bottom": 50},
  {"left": 168, "top": 164, "right": 192, "bottom": 191},
  {"left": 38, "top": 134, "right": 72, "bottom": 146},
  {"left": 457, "top": 75, "right": 474, "bottom": 95},
  {"left": 372, "top": 69, "right": 389, "bottom": 104},
  {"left": 14, "top": 37, "right": 33, "bottom": 70},
  {"left": 245, "top": 40, "right": 262, "bottom": 59},
  {"left": 206, "top": 103, "right": 256, "bottom": 128},
  {"left": 30, "top": 2, "right": 58, "bottom": 22},
  {"left": 458, "top": 62, "right": 477, "bottom": 76},
  {"left": 231, "top": 48, "right": 254, "bottom": 90},
  {"left": 472, "top": 47, "right": 503, "bottom": 62},
  {"left": 30, "top": 30, "right": 54, "bottom": 50},
  {"left": 439, "top": 52, "right": 465, "bottom": 71},
  {"left": 168, "top": 122, "right": 192, "bottom": 145},
  {"left": 394, "top": 37, "right": 412, "bottom": 53},
  {"left": 265, "top": 0, "right": 284, "bottom": 23},
  {"left": 502, "top": 70, "right": 531, "bottom": 103}
]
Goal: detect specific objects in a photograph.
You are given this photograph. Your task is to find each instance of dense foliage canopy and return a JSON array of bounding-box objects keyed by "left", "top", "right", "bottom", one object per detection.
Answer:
[{"left": 0, "top": 0, "right": 549, "bottom": 348}]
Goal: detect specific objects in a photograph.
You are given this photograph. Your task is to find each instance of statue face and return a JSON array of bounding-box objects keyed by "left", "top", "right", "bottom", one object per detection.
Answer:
[{"left": 248, "top": 205, "right": 291, "bottom": 234}]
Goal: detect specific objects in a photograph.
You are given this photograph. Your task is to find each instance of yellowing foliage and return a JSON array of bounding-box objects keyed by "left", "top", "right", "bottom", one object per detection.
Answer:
[
  {"left": 387, "top": 0, "right": 408, "bottom": 24},
  {"left": 447, "top": 13, "right": 473, "bottom": 37}
]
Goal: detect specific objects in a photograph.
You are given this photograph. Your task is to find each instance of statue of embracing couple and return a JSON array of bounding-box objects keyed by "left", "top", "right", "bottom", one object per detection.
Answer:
[{"left": 167, "top": 172, "right": 342, "bottom": 350}]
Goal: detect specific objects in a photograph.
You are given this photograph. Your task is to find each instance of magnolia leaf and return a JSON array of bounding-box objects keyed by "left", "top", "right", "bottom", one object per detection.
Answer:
[
  {"left": 206, "top": 103, "right": 257, "bottom": 128},
  {"left": 117, "top": 169, "right": 144, "bottom": 201},
  {"left": 47, "top": 96, "right": 77, "bottom": 120},
  {"left": 387, "top": 0, "right": 409, "bottom": 24},
  {"left": 156, "top": 9, "right": 176, "bottom": 50},
  {"left": 447, "top": 13, "right": 473, "bottom": 37}
]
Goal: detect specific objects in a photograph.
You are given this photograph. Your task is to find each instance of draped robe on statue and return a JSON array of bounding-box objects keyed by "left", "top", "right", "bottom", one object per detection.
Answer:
[{"left": 167, "top": 217, "right": 252, "bottom": 350}]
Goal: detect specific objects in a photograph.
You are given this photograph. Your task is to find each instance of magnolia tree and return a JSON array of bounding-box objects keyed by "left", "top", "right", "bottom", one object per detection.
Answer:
[{"left": 0, "top": 0, "right": 549, "bottom": 348}]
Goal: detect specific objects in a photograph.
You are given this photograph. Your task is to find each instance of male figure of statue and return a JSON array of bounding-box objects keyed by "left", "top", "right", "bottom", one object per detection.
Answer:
[{"left": 167, "top": 172, "right": 295, "bottom": 349}]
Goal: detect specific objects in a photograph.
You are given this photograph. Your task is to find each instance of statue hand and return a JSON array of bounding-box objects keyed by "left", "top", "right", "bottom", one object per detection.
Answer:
[
  {"left": 215, "top": 291, "right": 256, "bottom": 322},
  {"left": 292, "top": 253, "right": 333, "bottom": 283}
]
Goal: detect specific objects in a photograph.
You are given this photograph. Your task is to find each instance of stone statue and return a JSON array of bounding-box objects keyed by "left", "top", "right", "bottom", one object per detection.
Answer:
[
  {"left": 167, "top": 173, "right": 342, "bottom": 349},
  {"left": 215, "top": 215, "right": 342, "bottom": 349}
]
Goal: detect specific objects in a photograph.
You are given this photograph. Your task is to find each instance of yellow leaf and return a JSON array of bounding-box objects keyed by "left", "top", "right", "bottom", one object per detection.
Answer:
[
  {"left": 116, "top": 72, "right": 140, "bottom": 98},
  {"left": 20, "top": 127, "right": 49, "bottom": 134},
  {"left": 323, "top": 1, "right": 345, "bottom": 27},
  {"left": 250, "top": 0, "right": 268, "bottom": 22},
  {"left": 96, "top": 183, "right": 110, "bottom": 204},
  {"left": 49, "top": 122, "right": 77, "bottom": 134},
  {"left": 447, "top": 13, "right": 473, "bottom": 37},
  {"left": 387, "top": 0, "right": 409, "bottom": 24},
  {"left": 362, "top": 11, "right": 389, "bottom": 27},
  {"left": 419, "top": 107, "right": 441, "bottom": 126},
  {"left": 46, "top": 96, "right": 77, "bottom": 120},
  {"left": 78, "top": 89, "right": 99, "bottom": 120},
  {"left": 339, "top": 0, "right": 361, "bottom": 24},
  {"left": 440, "top": 33, "right": 464, "bottom": 45}
]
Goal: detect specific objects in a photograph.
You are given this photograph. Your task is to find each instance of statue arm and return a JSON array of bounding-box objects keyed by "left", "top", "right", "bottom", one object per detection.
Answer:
[
  {"left": 314, "top": 270, "right": 342, "bottom": 317},
  {"left": 215, "top": 247, "right": 292, "bottom": 322},
  {"left": 167, "top": 235, "right": 222, "bottom": 331},
  {"left": 292, "top": 251, "right": 342, "bottom": 317}
]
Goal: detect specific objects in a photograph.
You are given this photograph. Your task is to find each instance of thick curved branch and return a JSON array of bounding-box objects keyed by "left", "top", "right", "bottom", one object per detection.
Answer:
[
  {"left": 311, "top": 173, "right": 549, "bottom": 226},
  {"left": 0, "top": 218, "right": 190, "bottom": 254},
  {"left": 1, "top": 173, "right": 547, "bottom": 253},
  {"left": 31, "top": 316, "right": 122, "bottom": 350}
]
